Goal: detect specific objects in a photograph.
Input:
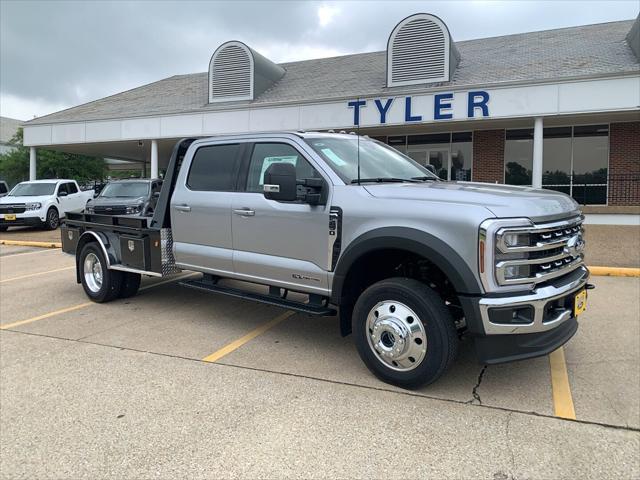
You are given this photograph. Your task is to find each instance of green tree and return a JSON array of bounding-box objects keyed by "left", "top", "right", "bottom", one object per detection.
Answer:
[{"left": 0, "top": 128, "right": 106, "bottom": 187}]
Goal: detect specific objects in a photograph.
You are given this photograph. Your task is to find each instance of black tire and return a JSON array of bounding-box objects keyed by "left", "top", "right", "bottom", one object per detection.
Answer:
[
  {"left": 44, "top": 207, "right": 59, "bottom": 230},
  {"left": 119, "top": 272, "right": 141, "bottom": 298},
  {"left": 79, "top": 243, "right": 123, "bottom": 303},
  {"left": 352, "top": 277, "right": 458, "bottom": 389}
]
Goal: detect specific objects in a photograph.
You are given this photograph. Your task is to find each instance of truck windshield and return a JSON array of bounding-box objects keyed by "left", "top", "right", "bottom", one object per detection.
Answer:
[
  {"left": 305, "top": 136, "right": 437, "bottom": 184},
  {"left": 100, "top": 182, "right": 149, "bottom": 198},
  {"left": 9, "top": 182, "right": 56, "bottom": 196}
]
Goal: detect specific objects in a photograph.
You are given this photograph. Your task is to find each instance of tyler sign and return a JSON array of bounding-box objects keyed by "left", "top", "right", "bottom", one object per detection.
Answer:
[{"left": 347, "top": 90, "right": 490, "bottom": 126}]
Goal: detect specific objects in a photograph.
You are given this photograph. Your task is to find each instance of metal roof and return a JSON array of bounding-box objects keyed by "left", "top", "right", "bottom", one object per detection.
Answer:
[{"left": 25, "top": 19, "right": 640, "bottom": 126}]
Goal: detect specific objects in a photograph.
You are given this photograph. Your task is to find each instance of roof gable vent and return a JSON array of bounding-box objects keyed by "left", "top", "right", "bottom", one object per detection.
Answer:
[
  {"left": 387, "top": 13, "right": 459, "bottom": 87},
  {"left": 209, "top": 41, "right": 285, "bottom": 103}
]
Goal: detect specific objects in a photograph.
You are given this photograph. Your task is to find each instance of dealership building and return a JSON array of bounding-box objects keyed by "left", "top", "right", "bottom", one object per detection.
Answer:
[{"left": 22, "top": 13, "right": 640, "bottom": 206}]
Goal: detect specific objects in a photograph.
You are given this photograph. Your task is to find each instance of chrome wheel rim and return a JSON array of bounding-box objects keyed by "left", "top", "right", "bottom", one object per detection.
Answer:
[
  {"left": 83, "top": 253, "right": 103, "bottom": 293},
  {"left": 366, "top": 301, "right": 427, "bottom": 372}
]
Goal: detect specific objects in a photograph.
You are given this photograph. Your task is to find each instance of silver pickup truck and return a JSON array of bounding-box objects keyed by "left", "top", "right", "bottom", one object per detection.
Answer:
[{"left": 61, "top": 132, "right": 592, "bottom": 388}]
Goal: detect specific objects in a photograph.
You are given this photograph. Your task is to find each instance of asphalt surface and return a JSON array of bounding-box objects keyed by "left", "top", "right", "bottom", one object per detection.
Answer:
[{"left": 0, "top": 244, "right": 638, "bottom": 479}]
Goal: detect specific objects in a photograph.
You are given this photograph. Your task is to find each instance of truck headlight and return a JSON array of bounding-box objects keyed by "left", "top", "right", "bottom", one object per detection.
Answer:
[
  {"left": 126, "top": 204, "right": 142, "bottom": 214},
  {"left": 502, "top": 232, "right": 530, "bottom": 248},
  {"left": 25, "top": 202, "right": 42, "bottom": 211},
  {"left": 503, "top": 264, "right": 531, "bottom": 280}
]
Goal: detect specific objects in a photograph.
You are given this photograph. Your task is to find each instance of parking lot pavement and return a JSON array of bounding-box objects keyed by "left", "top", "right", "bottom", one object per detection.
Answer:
[
  {"left": 1, "top": 245, "right": 639, "bottom": 478},
  {"left": 0, "top": 226, "right": 62, "bottom": 244}
]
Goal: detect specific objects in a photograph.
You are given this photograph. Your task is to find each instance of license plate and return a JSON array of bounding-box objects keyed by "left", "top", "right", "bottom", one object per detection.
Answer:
[
  {"left": 574, "top": 289, "right": 587, "bottom": 317},
  {"left": 3, "top": 214, "right": 16, "bottom": 221}
]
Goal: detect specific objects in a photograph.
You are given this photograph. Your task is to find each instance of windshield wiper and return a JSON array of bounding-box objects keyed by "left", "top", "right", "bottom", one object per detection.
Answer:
[
  {"left": 350, "top": 177, "right": 421, "bottom": 184},
  {"left": 411, "top": 176, "right": 442, "bottom": 182}
]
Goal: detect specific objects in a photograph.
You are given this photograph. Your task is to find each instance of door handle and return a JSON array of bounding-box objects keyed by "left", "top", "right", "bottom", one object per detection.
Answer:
[
  {"left": 233, "top": 208, "right": 255, "bottom": 217},
  {"left": 175, "top": 204, "right": 191, "bottom": 212}
]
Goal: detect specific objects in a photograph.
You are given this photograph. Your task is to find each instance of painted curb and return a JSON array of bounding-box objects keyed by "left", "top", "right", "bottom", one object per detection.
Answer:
[
  {"left": 0, "top": 240, "right": 62, "bottom": 249},
  {"left": 588, "top": 266, "right": 640, "bottom": 277}
]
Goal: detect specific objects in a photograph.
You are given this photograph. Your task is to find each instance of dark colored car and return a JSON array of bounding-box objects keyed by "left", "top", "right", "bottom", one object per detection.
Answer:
[{"left": 85, "top": 179, "right": 162, "bottom": 216}]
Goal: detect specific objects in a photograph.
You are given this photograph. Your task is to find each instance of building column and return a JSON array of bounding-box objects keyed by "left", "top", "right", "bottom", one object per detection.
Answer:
[
  {"left": 29, "top": 147, "right": 37, "bottom": 180},
  {"left": 150, "top": 140, "right": 158, "bottom": 179},
  {"left": 532, "top": 117, "right": 543, "bottom": 189}
]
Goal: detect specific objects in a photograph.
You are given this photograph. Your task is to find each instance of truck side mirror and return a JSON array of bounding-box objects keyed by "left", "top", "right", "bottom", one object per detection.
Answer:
[
  {"left": 425, "top": 164, "right": 436, "bottom": 174},
  {"left": 263, "top": 163, "right": 297, "bottom": 202},
  {"left": 58, "top": 191, "right": 68, "bottom": 197}
]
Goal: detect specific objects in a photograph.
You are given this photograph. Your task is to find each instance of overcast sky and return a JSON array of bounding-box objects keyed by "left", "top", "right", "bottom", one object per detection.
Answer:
[{"left": 1, "top": 0, "right": 638, "bottom": 121}]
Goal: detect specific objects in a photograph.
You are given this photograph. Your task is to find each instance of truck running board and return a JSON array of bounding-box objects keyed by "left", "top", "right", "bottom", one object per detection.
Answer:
[{"left": 179, "top": 278, "right": 337, "bottom": 316}]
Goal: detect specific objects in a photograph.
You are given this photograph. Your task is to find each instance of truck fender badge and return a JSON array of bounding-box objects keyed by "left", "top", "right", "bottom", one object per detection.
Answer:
[
  {"left": 128, "top": 240, "right": 135, "bottom": 252},
  {"left": 68, "top": 231, "right": 73, "bottom": 240}
]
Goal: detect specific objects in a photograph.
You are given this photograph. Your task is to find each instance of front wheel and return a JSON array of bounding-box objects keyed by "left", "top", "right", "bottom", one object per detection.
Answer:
[
  {"left": 44, "top": 207, "right": 59, "bottom": 230},
  {"left": 79, "top": 243, "right": 123, "bottom": 302},
  {"left": 352, "top": 278, "right": 458, "bottom": 389}
]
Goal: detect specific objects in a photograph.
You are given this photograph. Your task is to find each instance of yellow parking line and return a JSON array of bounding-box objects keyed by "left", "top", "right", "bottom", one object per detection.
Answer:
[
  {"left": 202, "top": 311, "right": 295, "bottom": 363},
  {"left": 0, "top": 248, "right": 62, "bottom": 258},
  {"left": 549, "top": 347, "right": 576, "bottom": 420},
  {"left": 0, "top": 302, "right": 92, "bottom": 330},
  {"left": 0, "top": 272, "right": 197, "bottom": 330},
  {"left": 0, "top": 240, "right": 61, "bottom": 248},
  {"left": 0, "top": 266, "right": 75, "bottom": 283},
  {"left": 588, "top": 266, "right": 640, "bottom": 277}
]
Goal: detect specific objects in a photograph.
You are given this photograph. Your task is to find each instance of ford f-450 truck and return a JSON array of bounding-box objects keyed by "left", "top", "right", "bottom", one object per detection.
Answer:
[{"left": 61, "top": 133, "right": 592, "bottom": 388}]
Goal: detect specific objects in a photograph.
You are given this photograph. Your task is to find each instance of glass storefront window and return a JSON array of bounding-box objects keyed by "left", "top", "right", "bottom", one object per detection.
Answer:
[
  {"left": 387, "top": 136, "right": 407, "bottom": 154},
  {"left": 572, "top": 125, "right": 608, "bottom": 205},
  {"left": 451, "top": 132, "right": 472, "bottom": 181},
  {"left": 506, "top": 124, "right": 609, "bottom": 205},
  {"left": 407, "top": 133, "right": 450, "bottom": 180},
  {"left": 542, "top": 127, "right": 572, "bottom": 196},
  {"left": 505, "top": 129, "right": 533, "bottom": 185}
]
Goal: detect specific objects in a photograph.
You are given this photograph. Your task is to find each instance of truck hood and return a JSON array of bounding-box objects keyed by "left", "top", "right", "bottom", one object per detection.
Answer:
[
  {"left": 0, "top": 195, "right": 51, "bottom": 204},
  {"left": 363, "top": 181, "right": 580, "bottom": 220},
  {"left": 88, "top": 196, "right": 145, "bottom": 207}
]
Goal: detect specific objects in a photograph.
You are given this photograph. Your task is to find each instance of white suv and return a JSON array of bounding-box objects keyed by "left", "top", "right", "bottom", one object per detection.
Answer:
[{"left": 0, "top": 179, "right": 93, "bottom": 231}]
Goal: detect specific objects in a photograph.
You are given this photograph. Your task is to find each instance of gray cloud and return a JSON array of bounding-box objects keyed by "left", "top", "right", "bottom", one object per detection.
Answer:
[{"left": 1, "top": 0, "right": 637, "bottom": 119}]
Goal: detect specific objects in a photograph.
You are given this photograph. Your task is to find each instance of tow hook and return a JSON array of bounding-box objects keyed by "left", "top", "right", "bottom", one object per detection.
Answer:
[{"left": 585, "top": 283, "right": 596, "bottom": 290}]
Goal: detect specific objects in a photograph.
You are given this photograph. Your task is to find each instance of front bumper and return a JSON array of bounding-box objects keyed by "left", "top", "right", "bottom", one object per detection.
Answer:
[
  {"left": 0, "top": 212, "right": 45, "bottom": 227},
  {"left": 462, "top": 266, "right": 590, "bottom": 364}
]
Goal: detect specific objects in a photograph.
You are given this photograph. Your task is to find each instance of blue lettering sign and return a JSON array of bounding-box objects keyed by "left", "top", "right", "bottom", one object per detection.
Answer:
[
  {"left": 468, "top": 91, "right": 490, "bottom": 118},
  {"left": 374, "top": 98, "right": 394, "bottom": 124},
  {"left": 405, "top": 97, "right": 422, "bottom": 122},
  {"left": 434, "top": 93, "right": 453, "bottom": 120},
  {"left": 348, "top": 99, "right": 367, "bottom": 126}
]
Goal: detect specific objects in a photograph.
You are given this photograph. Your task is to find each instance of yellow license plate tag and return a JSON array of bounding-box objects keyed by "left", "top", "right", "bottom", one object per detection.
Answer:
[
  {"left": 574, "top": 289, "right": 587, "bottom": 317},
  {"left": 4, "top": 214, "right": 16, "bottom": 221}
]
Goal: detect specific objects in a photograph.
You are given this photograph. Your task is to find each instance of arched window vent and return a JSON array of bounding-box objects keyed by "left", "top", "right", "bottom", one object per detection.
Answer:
[
  {"left": 208, "top": 41, "right": 285, "bottom": 103},
  {"left": 387, "top": 13, "right": 460, "bottom": 87}
]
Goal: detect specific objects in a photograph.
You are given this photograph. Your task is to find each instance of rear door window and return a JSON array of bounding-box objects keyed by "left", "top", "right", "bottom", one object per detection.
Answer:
[{"left": 187, "top": 144, "right": 242, "bottom": 191}]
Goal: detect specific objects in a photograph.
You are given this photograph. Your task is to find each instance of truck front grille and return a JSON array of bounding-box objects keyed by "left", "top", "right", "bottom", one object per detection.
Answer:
[
  {"left": 93, "top": 205, "right": 127, "bottom": 215},
  {"left": 494, "top": 216, "right": 585, "bottom": 287},
  {"left": 0, "top": 204, "right": 26, "bottom": 214}
]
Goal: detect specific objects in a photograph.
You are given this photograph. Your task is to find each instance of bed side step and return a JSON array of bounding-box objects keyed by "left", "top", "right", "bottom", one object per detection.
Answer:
[{"left": 179, "top": 278, "right": 337, "bottom": 316}]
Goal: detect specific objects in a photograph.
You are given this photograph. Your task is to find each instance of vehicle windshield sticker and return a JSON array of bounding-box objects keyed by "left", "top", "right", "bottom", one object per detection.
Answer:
[
  {"left": 259, "top": 156, "right": 298, "bottom": 185},
  {"left": 321, "top": 148, "right": 347, "bottom": 166}
]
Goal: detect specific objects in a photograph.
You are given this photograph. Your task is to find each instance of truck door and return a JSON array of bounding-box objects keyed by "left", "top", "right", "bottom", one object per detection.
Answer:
[
  {"left": 56, "top": 182, "right": 72, "bottom": 214},
  {"left": 231, "top": 141, "right": 332, "bottom": 295},
  {"left": 170, "top": 142, "right": 244, "bottom": 274},
  {"left": 65, "top": 181, "right": 84, "bottom": 211}
]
